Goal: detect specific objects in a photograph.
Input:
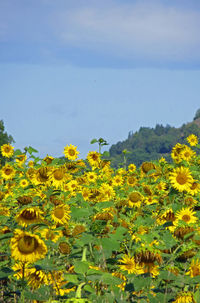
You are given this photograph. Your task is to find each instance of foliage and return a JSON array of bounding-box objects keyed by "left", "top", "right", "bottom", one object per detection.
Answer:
[
  {"left": 1, "top": 135, "right": 200, "bottom": 302},
  {"left": 109, "top": 113, "right": 200, "bottom": 167}
]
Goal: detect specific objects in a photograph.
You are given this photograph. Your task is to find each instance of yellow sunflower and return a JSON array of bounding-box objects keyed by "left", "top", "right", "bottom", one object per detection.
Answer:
[
  {"left": 63, "top": 144, "right": 79, "bottom": 160},
  {"left": 128, "top": 163, "right": 136, "bottom": 172},
  {"left": 27, "top": 267, "right": 49, "bottom": 289},
  {"left": 51, "top": 204, "right": 71, "bottom": 225},
  {"left": 1, "top": 143, "right": 14, "bottom": 158},
  {"left": 112, "top": 174, "right": 124, "bottom": 187},
  {"left": 40, "top": 228, "right": 62, "bottom": 243},
  {"left": 174, "top": 207, "right": 197, "bottom": 226},
  {"left": 169, "top": 166, "right": 193, "bottom": 192},
  {"left": 15, "top": 154, "right": 27, "bottom": 165},
  {"left": 126, "top": 175, "right": 137, "bottom": 187},
  {"left": 128, "top": 191, "right": 143, "bottom": 208},
  {"left": 15, "top": 207, "right": 43, "bottom": 227},
  {"left": 118, "top": 254, "right": 144, "bottom": 275},
  {"left": 180, "top": 145, "right": 196, "bottom": 162},
  {"left": 186, "top": 258, "right": 200, "bottom": 277},
  {"left": 50, "top": 167, "right": 67, "bottom": 189},
  {"left": 11, "top": 229, "right": 47, "bottom": 263},
  {"left": 1, "top": 164, "right": 16, "bottom": 180},
  {"left": 86, "top": 171, "right": 98, "bottom": 183},
  {"left": 19, "top": 178, "right": 29, "bottom": 188},
  {"left": 173, "top": 291, "right": 194, "bottom": 303},
  {"left": 187, "top": 134, "right": 198, "bottom": 146},
  {"left": 87, "top": 151, "right": 101, "bottom": 168},
  {"left": 188, "top": 180, "right": 200, "bottom": 196}
]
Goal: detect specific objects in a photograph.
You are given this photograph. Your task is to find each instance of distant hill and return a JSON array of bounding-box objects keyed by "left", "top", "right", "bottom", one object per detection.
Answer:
[{"left": 108, "top": 110, "right": 200, "bottom": 168}]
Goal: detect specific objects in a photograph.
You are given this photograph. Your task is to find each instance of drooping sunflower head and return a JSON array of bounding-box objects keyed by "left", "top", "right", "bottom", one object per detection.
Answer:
[
  {"left": 51, "top": 204, "right": 71, "bottom": 225},
  {"left": 141, "top": 162, "right": 155, "bottom": 174},
  {"left": 186, "top": 258, "right": 200, "bottom": 278},
  {"left": 1, "top": 143, "right": 14, "bottom": 158},
  {"left": 169, "top": 166, "right": 193, "bottom": 192},
  {"left": 27, "top": 267, "right": 49, "bottom": 289},
  {"left": 11, "top": 229, "right": 47, "bottom": 263},
  {"left": 173, "top": 291, "right": 194, "bottom": 303},
  {"left": 15, "top": 207, "right": 43, "bottom": 227},
  {"left": 63, "top": 144, "right": 79, "bottom": 161},
  {"left": 128, "top": 191, "right": 143, "bottom": 208}
]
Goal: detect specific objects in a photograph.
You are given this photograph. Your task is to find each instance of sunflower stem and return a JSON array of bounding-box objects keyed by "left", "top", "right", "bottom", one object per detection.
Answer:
[
  {"left": 75, "top": 282, "right": 85, "bottom": 299},
  {"left": 81, "top": 246, "right": 87, "bottom": 261}
]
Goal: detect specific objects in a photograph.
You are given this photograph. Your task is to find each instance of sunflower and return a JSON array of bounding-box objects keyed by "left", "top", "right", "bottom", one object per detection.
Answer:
[
  {"left": 15, "top": 207, "right": 43, "bottom": 227},
  {"left": 86, "top": 171, "right": 98, "bottom": 183},
  {"left": 173, "top": 291, "right": 194, "bottom": 303},
  {"left": 171, "top": 143, "right": 185, "bottom": 163},
  {"left": 128, "top": 191, "right": 143, "bottom": 208},
  {"left": 180, "top": 145, "right": 196, "bottom": 162},
  {"left": 50, "top": 167, "right": 67, "bottom": 189},
  {"left": 1, "top": 164, "right": 16, "bottom": 180},
  {"left": 99, "top": 183, "right": 115, "bottom": 201},
  {"left": 112, "top": 272, "right": 126, "bottom": 290},
  {"left": 112, "top": 174, "right": 124, "bottom": 187},
  {"left": 11, "top": 229, "right": 47, "bottom": 263},
  {"left": 1, "top": 143, "right": 14, "bottom": 158},
  {"left": 118, "top": 254, "right": 144, "bottom": 275},
  {"left": 63, "top": 144, "right": 79, "bottom": 160},
  {"left": 19, "top": 178, "right": 29, "bottom": 188},
  {"left": 187, "top": 134, "right": 198, "bottom": 146},
  {"left": 40, "top": 228, "right": 62, "bottom": 243},
  {"left": 27, "top": 267, "right": 49, "bottom": 289},
  {"left": 51, "top": 204, "right": 71, "bottom": 225},
  {"left": 15, "top": 154, "right": 27, "bottom": 165},
  {"left": 174, "top": 207, "right": 197, "bottom": 226},
  {"left": 87, "top": 151, "right": 101, "bottom": 168},
  {"left": 126, "top": 175, "right": 137, "bottom": 187},
  {"left": 169, "top": 166, "right": 193, "bottom": 192},
  {"left": 186, "top": 259, "right": 200, "bottom": 277},
  {"left": 128, "top": 163, "right": 136, "bottom": 173},
  {"left": 188, "top": 180, "right": 200, "bottom": 196}
]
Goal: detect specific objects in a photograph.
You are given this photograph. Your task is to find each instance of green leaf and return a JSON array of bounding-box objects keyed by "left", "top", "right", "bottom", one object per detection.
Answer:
[
  {"left": 90, "top": 139, "right": 98, "bottom": 144},
  {"left": 194, "top": 289, "right": 200, "bottom": 301},
  {"left": 64, "top": 274, "right": 79, "bottom": 284},
  {"left": 84, "top": 284, "right": 95, "bottom": 293},
  {"left": 0, "top": 233, "right": 13, "bottom": 241},
  {"left": 71, "top": 207, "right": 92, "bottom": 220},
  {"left": 101, "top": 273, "right": 122, "bottom": 285},
  {"left": 24, "top": 286, "right": 50, "bottom": 301},
  {"left": 25, "top": 146, "right": 38, "bottom": 154},
  {"left": 74, "top": 261, "right": 89, "bottom": 275},
  {"left": 0, "top": 267, "right": 14, "bottom": 279}
]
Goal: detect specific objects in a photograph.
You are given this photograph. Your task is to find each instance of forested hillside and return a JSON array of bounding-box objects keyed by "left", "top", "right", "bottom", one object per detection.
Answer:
[{"left": 109, "top": 110, "right": 200, "bottom": 167}]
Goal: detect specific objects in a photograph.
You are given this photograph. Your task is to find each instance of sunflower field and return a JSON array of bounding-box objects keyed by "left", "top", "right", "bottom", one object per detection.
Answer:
[{"left": 1, "top": 135, "right": 200, "bottom": 302}]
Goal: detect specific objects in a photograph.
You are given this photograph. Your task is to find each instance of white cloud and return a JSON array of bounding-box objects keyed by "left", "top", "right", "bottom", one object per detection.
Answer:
[{"left": 53, "top": 1, "right": 200, "bottom": 62}]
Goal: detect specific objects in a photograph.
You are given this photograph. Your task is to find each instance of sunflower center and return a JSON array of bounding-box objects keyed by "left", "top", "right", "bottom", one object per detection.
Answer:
[
  {"left": 18, "top": 236, "right": 38, "bottom": 254},
  {"left": 5, "top": 147, "right": 11, "bottom": 153},
  {"left": 176, "top": 174, "right": 187, "bottom": 185},
  {"left": 129, "top": 193, "right": 140, "bottom": 202},
  {"left": 125, "top": 261, "right": 134, "bottom": 269},
  {"left": 128, "top": 177, "right": 135, "bottom": 184},
  {"left": 21, "top": 210, "right": 37, "bottom": 220},
  {"left": 54, "top": 207, "right": 64, "bottom": 219},
  {"left": 54, "top": 170, "right": 64, "bottom": 180},
  {"left": 68, "top": 149, "right": 75, "bottom": 156},
  {"left": 182, "top": 215, "right": 191, "bottom": 222},
  {"left": 5, "top": 168, "right": 12, "bottom": 175}
]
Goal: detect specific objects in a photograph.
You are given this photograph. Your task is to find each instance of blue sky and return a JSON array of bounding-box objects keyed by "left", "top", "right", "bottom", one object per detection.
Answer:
[{"left": 1, "top": 0, "right": 200, "bottom": 159}]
